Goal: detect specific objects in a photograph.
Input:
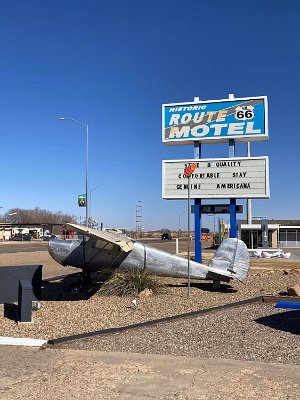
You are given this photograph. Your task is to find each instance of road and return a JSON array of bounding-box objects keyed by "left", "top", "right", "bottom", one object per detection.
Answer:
[
  {"left": 0, "top": 238, "right": 213, "bottom": 255},
  {"left": 2, "top": 238, "right": 298, "bottom": 258},
  {"left": 0, "top": 239, "right": 194, "bottom": 255},
  {"left": 0, "top": 241, "right": 49, "bottom": 253}
]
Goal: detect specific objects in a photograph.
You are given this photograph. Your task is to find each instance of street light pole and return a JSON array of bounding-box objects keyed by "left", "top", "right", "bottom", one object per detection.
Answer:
[
  {"left": 85, "top": 124, "right": 89, "bottom": 227},
  {"left": 57, "top": 117, "right": 89, "bottom": 227},
  {"left": 89, "top": 186, "right": 99, "bottom": 223},
  {"left": 178, "top": 211, "right": 185, "bottom": 238}
]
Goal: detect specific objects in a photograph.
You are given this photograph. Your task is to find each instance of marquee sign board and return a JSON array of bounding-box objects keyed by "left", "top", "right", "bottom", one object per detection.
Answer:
[
  {"left": 162, "top": 96, "right": 268, "bottom": 145},
  {"left": 162, "top": 156, "right": 270, "bottom": 199}
]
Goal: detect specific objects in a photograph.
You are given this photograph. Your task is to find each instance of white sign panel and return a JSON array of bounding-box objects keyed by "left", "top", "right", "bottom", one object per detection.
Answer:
[
  {"left": 162, "top": 96, "right": 268, "bottom": 145},
  {"left": 162, "top": 157, "right": 269, "bottom": 199}
]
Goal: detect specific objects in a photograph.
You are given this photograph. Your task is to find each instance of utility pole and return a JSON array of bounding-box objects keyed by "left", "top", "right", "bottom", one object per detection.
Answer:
[{"left": 135, "top": 201, "right": 142, "bottom": 238}]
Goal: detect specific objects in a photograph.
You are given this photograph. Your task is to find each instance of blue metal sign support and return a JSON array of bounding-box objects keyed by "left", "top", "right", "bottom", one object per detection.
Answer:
[
  {"left": 229, "top": 137, "right": 237, "bottom": 238},
  {"left": 229, "top": 198, "right": 237, "bottom": 238},
  {"left": 194, "top": 141, "right": 202, "bottom": 262}
]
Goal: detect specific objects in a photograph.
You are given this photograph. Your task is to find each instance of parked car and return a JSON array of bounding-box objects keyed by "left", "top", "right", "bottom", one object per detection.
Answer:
[
  {"left": 161, "top": 233, "right": 172, "bottom": 240},
  {"left": 11, "top": 233, "right": 33, "bottom": 241},
  {"left": 42, "top": 234, "right": 57, "bottom": 241}
]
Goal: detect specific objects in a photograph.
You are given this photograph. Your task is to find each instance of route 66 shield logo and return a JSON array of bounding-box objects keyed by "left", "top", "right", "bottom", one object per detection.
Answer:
[{"left": 235, "top": 105, "right": 255, "bottom": 121}]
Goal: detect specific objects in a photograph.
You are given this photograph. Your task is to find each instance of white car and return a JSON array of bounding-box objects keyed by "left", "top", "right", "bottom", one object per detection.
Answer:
[{"left": 43, "top": 234, "right": 58, "bottom": 241}]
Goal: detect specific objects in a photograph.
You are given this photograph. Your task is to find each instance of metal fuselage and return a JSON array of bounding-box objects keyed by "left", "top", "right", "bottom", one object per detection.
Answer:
[{"left": 48, "top": 236, "right": 249, "bottom": 282}]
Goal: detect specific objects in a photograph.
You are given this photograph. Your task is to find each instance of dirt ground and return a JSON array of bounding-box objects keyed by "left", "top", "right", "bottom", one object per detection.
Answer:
[
  {"left": 1, "top": 244, "right": 300, "bottom": 399},
  {"left": 1, "top": 347, "right": 300, "bottom": 400}
]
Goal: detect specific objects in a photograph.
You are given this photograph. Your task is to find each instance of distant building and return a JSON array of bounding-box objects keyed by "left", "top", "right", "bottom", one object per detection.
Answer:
[
  {"left": 0, "top": 224, "right": 44, "bottom": 240},
  {"left": 240, "top": 220, "right": 300, "bottom": 248}
]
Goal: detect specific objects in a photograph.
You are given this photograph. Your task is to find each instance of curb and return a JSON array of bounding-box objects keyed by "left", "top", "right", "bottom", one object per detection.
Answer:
[{"left": 0, "top": 336, "right": 47, "bottom": 347}]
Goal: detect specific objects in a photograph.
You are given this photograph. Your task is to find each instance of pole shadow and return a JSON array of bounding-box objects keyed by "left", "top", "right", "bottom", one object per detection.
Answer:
[{"left": 165, "top": 281, "right": 237, "bottom": 293}]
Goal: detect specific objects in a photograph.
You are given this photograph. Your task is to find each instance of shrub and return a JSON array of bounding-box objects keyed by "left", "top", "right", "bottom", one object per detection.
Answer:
[{"left": 98, "top": 268, "right": 162, "bottom": 296}]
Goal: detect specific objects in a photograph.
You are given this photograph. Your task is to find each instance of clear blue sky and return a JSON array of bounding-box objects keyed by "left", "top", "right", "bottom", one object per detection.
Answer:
[{"left": 1, "top": 0, "right": 299, "bottom": 231}]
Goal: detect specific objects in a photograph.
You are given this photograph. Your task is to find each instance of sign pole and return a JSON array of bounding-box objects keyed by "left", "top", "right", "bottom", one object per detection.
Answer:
[
  {"left": 187, "top": 175, "right": 191, "bottom": 296},
  {"left": 194, "top": 142, "right": 202, "bottom": 263},
  {"left": 228, "top": 94, "right": 237, "bottom": 238},
  {"left": 193, "top": 97, "right": 202, "bottom": 263},
  {"left": 229, "top": 138, "right": 237, "bottom": 237},
  {"left": 229, "top": 198, "right": 237, "bottom": 238},
  {"left": 229, "top": 136, "right": 237, "bottom": 238},
  {"left": 247, "top": 142, "right": 253, "bottom": 247},
  {"left": 183, "top": 162, "right": 197, "bottom": 297}
]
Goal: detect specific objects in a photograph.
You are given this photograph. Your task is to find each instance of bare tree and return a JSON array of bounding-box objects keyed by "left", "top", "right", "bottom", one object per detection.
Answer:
[{"left": 4, "top": 208, "right": 77, "bottom": 226}]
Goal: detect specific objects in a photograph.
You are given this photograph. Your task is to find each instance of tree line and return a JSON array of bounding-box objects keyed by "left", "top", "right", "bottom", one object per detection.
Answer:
[{"left": 0, "top": 207, "right": 77, "bottom": 225}]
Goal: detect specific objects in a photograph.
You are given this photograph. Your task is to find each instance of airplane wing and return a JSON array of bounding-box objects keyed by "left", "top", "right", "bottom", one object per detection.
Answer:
[{"left": 66, "top": 223, "right": 134, "bottom": 253}]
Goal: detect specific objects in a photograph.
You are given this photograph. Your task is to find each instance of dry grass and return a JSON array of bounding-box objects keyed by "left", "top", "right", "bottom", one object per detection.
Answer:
[{"left": 98, "top": 268, "right": 163, "bottom": 296}]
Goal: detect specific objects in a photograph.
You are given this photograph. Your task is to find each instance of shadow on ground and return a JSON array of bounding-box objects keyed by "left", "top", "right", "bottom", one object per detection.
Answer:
[
  {"left": 3, "top": 272, "right": 112, "bottom": 322},
  {"left": 165, "top": 281, "right": 237, "bottom": 293},
  {"left": 41, "top": 272, "right": 112, "bottom": 301},
  {"left": 255, "top": 310, "right": 300, "bottom": 335},
  {"left": 3, "top": 303, "right": 18, "bottom": 321}
]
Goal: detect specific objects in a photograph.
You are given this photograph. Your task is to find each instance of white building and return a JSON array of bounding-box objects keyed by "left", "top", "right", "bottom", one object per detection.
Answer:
[{"left": 240, "top": 220, "right": 300, "bottom": 248}]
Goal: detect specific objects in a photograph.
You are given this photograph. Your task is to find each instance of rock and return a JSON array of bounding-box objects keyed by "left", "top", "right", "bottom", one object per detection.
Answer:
[
  {"left": 290, "top": 268, "right": 299, "bottom": 274},
  {"left": 131, "top": 299, "right": 137, "bottom": 308},
  {"left": 283, "top": 269, "right": 299, "bottom": 275},
  {"left": 138, "top": 288, "right": 153, "bottom": 298},
  {"left": 279, "top": 290, "right": 289, "bottom": 296},
  {"left": 287, "top": 284, "right": 300, "bottom": 297}
]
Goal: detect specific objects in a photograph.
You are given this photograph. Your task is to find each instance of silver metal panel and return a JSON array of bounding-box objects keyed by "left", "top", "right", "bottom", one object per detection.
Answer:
[
  {"left": 208, "top": 238, "right": 249, "bottom": 281},
  {"left": 119, "top": 242, "right": 208, "bottom": 279},
  {"left": 66, "top": 223, "right": 134, "bottom": 252}
]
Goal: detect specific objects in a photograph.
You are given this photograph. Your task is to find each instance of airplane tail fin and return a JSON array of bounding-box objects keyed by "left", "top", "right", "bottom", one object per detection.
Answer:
[{"left": 208, "top": 238, "right": 249, "bottom": 282}]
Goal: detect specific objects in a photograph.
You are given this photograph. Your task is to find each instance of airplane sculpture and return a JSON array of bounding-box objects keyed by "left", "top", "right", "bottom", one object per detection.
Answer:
[{"left": 48, "top": 223, "right": 250, "bottom": 292}]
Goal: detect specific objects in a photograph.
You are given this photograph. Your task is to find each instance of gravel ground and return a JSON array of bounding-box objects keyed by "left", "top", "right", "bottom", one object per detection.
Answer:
[{"left": 1, "top": 249, "right": 300, "bottom": 365}]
